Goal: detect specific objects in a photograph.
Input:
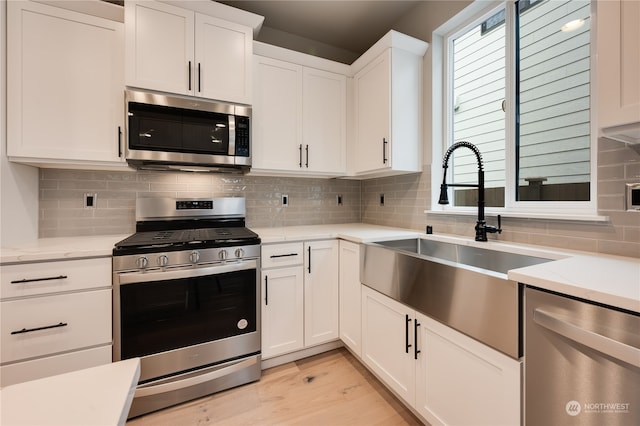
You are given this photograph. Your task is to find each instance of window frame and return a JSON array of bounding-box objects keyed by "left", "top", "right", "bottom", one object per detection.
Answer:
[{"left": 431, "top": 0, "right": 602, "bottom": 221}]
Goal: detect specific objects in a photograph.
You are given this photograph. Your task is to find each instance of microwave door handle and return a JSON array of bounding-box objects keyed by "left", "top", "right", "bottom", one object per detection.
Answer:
[
  {"left": 117, "top": 126, "right": 122, "bottom": 157},
  {"left": 533, "top": 308, "right": 640, "bottom": 368},
  {"left": 117, "top": 260, "right": 257, "bottom": 285},
  {"left": 228, "top": 115, "right": 236, "bottom": 156}
]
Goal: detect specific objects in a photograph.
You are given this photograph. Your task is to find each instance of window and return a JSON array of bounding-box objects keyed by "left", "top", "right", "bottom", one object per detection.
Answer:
[{"left": 437, "top": 0, "right": 596, "bottom": 216}]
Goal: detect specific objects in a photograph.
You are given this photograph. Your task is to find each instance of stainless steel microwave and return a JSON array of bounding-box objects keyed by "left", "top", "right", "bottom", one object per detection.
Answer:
[{"left": 125, "top": 90, "right": 251, "bottom": 172}]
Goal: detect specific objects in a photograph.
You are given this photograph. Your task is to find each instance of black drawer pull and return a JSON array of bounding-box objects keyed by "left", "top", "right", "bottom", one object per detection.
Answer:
[
  {"left": 269, "top": 253, "right": 299, "bottom": 259},
  {"left": 414, "top": 319, "right": 421, "bottom": 360},
  {"left": 11, "top": 275, "right": 68, "bottom": 284},
  {"left": 11, "top": 322, "right": 68, "bottom": 335},
  {"left": 405, "top": 315, "right": 412, "bottom": 353}
]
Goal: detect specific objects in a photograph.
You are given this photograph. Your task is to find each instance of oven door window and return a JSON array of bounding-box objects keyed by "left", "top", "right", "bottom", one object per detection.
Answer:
[
  {"left": 119, "top": 268, "right": 256, "bottom": 359},
  {"left": 128, "top": 102, "right": 230, "bottom": 155}
]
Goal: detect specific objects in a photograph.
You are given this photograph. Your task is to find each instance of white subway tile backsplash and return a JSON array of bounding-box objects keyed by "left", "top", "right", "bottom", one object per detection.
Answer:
[
  {"left": 38, "top": 139, "right": 639, "bottom": 259},
  {"left": 39, "top": 171, "right": 361, "bottom": 237}
]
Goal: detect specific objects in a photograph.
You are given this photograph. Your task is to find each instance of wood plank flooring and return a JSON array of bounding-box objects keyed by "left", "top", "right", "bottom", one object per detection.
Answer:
[{"left": 126, "top": 348, "right": 423, "bottom": 425}]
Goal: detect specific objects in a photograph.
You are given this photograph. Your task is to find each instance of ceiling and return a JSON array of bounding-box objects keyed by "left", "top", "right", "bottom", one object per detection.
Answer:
[{"left": 217, "top": 1, "right": 422, "bottom": 58}]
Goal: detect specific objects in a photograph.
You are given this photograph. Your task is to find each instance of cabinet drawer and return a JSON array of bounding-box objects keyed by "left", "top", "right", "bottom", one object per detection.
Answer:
[
  {"left": 1, "top": 289, "right": 112, "bottom": 364},
  {"left": 0, "top": 258, "right": 111, "bottom": 300},
  {"left": 261, "top": 243, "right": 304, "bottom": 268},
  {"left": 0, "top": 345, "right": 112, "bottom": 387}
]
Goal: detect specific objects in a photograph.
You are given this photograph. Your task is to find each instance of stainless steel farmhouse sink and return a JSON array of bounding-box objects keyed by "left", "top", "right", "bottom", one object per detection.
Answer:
[
  {"left": 374, "top": 238, "right": 550, "bottom": 274},
  {"left": 361, "top": 238, "right": 554, "bottom": 358}
]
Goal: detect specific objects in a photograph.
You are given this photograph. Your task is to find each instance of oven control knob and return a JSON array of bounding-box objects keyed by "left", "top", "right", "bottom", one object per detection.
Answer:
[
  {"left": 189, "top": 251, "right": 200, "bottom": 264},
  {"left": 157, "top": 255, "right": 169, "bottom": 267},
  {"left": 136, "top": 256, "right": 149, "bottom": 269},
  {"left": 219, "top": 250, "right": 228, "bottom": 260},
  {"left": 235, "top": 248, "right": 244, "bottom": 258}
]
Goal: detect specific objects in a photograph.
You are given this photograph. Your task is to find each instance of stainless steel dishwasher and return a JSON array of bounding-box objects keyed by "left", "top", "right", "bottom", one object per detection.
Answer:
[{"left": 524, "top": 287, "right": 640, "bottom": 425}]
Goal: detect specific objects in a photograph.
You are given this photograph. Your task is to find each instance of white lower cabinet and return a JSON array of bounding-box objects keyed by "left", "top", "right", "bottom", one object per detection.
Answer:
[
  {"left": 361, "top": 285, "right": 416, "bottom": 403},
  {"left": 261, "top": 265, "right": 304, "bottom": 358},
  {"left": 0, "top": 257, "right": 113, "bottom": 387},
  {"left": 338, "top": 241, "right": 362, "bottom": 357},
  {"left": 261, "top": 240, "right": 339, "bottom": 360},
  {"left": 415, "top": 312, "right": 521, "bottom": 426},
  {"left": 361, "top": 285, "right": 521, "bottom": 426},
  {"left": 304, "top": 240, "right": 339, "bottom": 346}
]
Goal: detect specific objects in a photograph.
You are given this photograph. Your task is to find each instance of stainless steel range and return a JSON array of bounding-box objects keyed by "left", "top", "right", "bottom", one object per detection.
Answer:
[{"left": 112, "top": 197, "right": 261, "bottom": 418}]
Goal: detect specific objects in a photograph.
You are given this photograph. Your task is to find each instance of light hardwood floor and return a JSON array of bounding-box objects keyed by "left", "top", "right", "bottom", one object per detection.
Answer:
[{"left": 127, "top": 348, "right": 423, "bottom": 425}]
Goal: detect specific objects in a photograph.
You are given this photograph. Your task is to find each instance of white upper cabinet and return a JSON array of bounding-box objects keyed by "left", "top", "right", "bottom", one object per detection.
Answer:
[
  {"left": 125, "top": 0, "right": 257, "bottom": 105},
  {"left": 252, "top": 43, "right": 348, "bottom": 177},
  {"left": 7, "top": 0, "right": 126, "bottom": 169},
  {"left": 302, "top": 67, "right": 347, "bottom": 174},
  {"left": 349, "top": 31, "right": 428, "bottom": 178},
  {"left": 195, "top": 14, "right": 252, "bottom": 104},
  {"left": 252, "top": 56, "right": 304, "bottom": 172},
  {"left": 597, "top": 0, "right": 640, "bottom": 143},
  {"left": 125, "top": 1, "right": 193, "bottom": 96}
]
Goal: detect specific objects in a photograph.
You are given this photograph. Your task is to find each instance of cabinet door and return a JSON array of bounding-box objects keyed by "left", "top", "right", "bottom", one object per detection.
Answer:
[
  {"left": 7, "top": 1, "right": 124, "bottom": 164},
  {"left": 195, "top": 14, "right": 252, "bottom": 104},
  {"left": 354, "top": 50, "right": 391, "bottom": 174},
  {"left": 261, "top": 267, "right": 304, "bottom": 359},
  {"left": 597, "top": 0, "right": 640, "bottom": 128},
  {"left": 125, "top": 0, "right": 194, "bottom": 95},
  {"left": 302, "top": 68, "right": 347, "bottom": 174},
  {"left": 415, "top": 312, "right": 521, "bottom": 426},
  {"left": 361, "top": 286, "right": 415, "bottom": 405},
  {"left": 338, "top": 241, "right": 362, "bottom": 356},
  {"left": 252, "top": 56, "right": 303, "bottom": 171},
  {"left": 304, "top": 240, "right": 339, "bottom": 347}
]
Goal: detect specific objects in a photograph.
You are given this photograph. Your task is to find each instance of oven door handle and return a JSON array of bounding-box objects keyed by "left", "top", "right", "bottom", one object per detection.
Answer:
[
  {"left": 134, "top": 356, "right": 258, "bottom": 398},
  {"left": 117, "top": 260, "right": 258, "bottom": 285}
]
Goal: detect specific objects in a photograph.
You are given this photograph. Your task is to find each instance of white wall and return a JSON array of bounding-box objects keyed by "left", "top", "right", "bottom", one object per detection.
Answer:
[{"left": 0, "top": 0, "right": 39, "bottom": 246}]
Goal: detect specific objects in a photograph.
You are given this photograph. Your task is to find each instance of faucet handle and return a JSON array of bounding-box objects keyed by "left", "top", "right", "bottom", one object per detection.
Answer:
[{"left": 485, "top": 215, "right": 502, "bottom": 235}]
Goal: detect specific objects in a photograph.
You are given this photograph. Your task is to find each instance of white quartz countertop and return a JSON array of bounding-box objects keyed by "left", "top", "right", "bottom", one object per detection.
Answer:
[
  {"left": 0, "top": 235, "right": 128, "bottom": 264},
  {"left": 252, "top": 223, "right": 423, "bottom": 244},
  {"left": 0, "top": 358, "right": 140, "bottom": 426},
  {"left": 1, "top": 224, "right": 638, "bottom": 312},
  {"left": 255, "top": 224, "right": 639, "bottom": 313}
]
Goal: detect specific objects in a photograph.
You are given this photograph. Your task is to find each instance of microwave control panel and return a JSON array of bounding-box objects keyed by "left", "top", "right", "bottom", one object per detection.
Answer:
[{"left": 235, "top": 116, "right": 250, "bottom": 157}]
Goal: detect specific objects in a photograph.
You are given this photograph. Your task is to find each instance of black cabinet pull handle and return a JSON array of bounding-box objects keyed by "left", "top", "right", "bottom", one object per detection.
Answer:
[
  {"left": 299, "top": 144, "right": 303, "bottom": 168},
  {"left": 117, "top": 126, "right": 122, "bottom": 157},
  {"left": 414, "top": 319, "right": 421, "bottom": 359},
  {"left": 307, "top": 246, "right": 311, "bottom": 273},
  {"left": 383, "top": 138, "right": 388, "bottom": 164},
  {"left": 405, "top": 315, "right": 412, "bottom": 353},
  {"left": 305, "top": 145, "right": 309, "bottom": 168},
  {"left": 265, "top": 276, "right": 268, "bottom": 306},
  {"left": 269, "top": 253, "right": 298, "bottom": 258},
  {"left": 11, "top": 275, "right": 68, "bottom": 284},
  {"left": 188, "top": 61, "right": 192, "bottom": 91},
  {"left": 198, "top": 63, "right": 201, "bottom": 92},
  {"left": 11, "top": 322, "right": 68, "bottom": 335}
]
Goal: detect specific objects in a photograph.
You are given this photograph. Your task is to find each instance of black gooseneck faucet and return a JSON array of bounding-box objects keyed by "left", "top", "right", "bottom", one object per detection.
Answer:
[{"left": 438, "top": 141, "right": 502, "bottom": 242}]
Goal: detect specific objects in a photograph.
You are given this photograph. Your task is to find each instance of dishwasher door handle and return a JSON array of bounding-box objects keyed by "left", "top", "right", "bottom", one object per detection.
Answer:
[{"left": 533, "top": 308, "right": 640, "bottom": 368}]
